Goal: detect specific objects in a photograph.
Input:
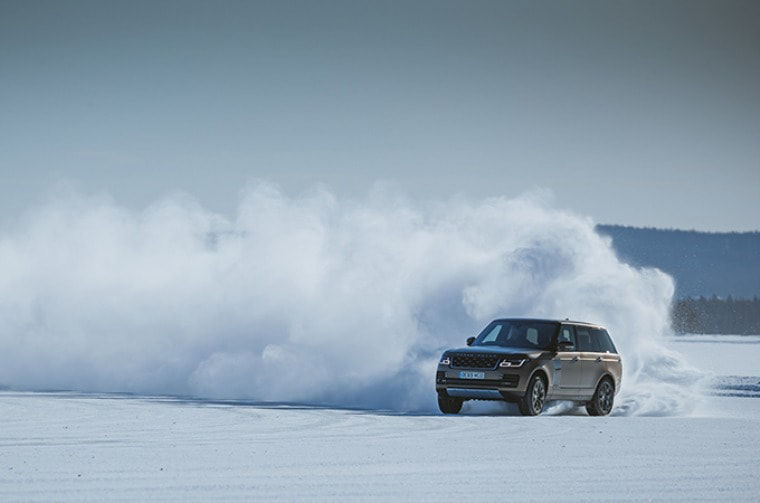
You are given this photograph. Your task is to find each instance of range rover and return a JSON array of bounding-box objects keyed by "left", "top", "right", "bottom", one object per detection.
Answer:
[{"left": 436, "top": 319, "right": 622, "bottom": 416}]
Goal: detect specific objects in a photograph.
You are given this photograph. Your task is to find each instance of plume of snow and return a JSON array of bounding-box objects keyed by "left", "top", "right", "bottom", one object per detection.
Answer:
[{"left": 0, "top": 182, "right": 701, "bottom": 414}]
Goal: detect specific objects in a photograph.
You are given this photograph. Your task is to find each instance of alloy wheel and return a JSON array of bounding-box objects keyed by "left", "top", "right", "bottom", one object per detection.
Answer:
[
  {"left": 598, "top": 380, "right": 613, "bottom": 414},
  {"left": 531, "top": 378, "right": 545, "bottom": 414}
]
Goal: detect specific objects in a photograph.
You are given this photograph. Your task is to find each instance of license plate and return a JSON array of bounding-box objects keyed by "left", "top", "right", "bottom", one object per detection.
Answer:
[{"left": 459, "top": 371, "right": 485, "bottom": 379}]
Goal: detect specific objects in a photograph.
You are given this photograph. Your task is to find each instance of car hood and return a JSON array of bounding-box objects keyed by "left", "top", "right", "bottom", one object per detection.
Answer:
[{"left": 445, "top": 345, "right": 547, "bottom": 359}]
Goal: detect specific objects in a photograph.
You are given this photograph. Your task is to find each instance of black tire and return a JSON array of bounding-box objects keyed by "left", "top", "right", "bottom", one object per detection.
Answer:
[
  {"left": 586, "top": 378, "right": 615, "bottom": 416},
  {"left": 518, "top": 374, "right": 547, "bottom": 416},
  {"left": 438, "top": 395, "right": 463, "bottom": 414}
]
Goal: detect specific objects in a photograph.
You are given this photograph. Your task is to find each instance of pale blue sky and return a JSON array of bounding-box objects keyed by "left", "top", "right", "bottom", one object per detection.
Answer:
[{"left": 1, "top": 0, "right": 758, "bottom": 230}]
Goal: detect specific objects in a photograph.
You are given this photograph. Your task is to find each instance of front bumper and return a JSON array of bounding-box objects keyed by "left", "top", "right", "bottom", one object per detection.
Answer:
[{"left": 435, "top": 366, "right": 530, "bottom": 401}]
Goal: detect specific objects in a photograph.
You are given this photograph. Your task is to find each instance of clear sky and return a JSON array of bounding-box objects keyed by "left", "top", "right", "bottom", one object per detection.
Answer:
[{"left": 1, "top": 0, "right": 758, "bottom": 231}]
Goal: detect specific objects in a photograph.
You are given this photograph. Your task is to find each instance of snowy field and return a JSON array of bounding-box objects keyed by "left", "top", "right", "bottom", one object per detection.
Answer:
[{"left": 2, "top": 336, "right": 759, "bottom": 502}]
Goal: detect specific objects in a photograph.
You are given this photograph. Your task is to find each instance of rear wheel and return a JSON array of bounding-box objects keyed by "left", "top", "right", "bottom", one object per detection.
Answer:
[
  {"left": 586, "top": 378, "right": 614, "bottom": 416},
  {"left": 518, "top": 374, "right": 546, "bottom": 416},
  {"left": 438, "top": 395, "right": 463, "bottom": 414}
]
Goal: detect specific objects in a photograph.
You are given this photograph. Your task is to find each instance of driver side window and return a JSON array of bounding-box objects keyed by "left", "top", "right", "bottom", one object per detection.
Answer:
[{"left": 558, "top": 325, "right": 576, "bottom": 350}]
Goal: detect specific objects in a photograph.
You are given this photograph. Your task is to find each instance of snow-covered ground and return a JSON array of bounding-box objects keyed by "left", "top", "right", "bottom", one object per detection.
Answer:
[{"left": 2, "top": 336, "right": 759, "bottom": 502}]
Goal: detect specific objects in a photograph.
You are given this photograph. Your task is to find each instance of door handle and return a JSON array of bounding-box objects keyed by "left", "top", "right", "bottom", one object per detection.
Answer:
[
  {"left": 571, "top": 356, "right": 579, "bottom": 362},
  {"left": 595, "top": 357, "right": 602, "bottom": 362}
]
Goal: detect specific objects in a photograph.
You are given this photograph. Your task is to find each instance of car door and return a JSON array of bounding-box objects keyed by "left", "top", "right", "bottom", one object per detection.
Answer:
[
  {"left": 575, "top": 326, "right": 598, "bottom": 392},
  {"left": 577, "top": 326, "right": 617, "bottom": 393},
  {"left": 551, "top": 324, "right": 582, "bottom": 394},
  {"left": 592, "top": 328, "right": 622, "bottom": 387}
]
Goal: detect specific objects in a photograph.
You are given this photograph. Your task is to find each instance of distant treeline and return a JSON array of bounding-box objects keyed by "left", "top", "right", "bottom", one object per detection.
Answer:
[
  {"left": 672, "top": 297, "right": 760, "bottom": 335},
  {"left": 595, "top": 225, "right": 760, "bottom": 334},
  {"left": 596, "top": 225, "right": 760, "bottom": 299}
]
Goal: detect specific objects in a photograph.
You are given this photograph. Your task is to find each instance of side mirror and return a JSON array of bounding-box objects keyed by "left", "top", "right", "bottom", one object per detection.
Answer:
[
  {"left": 556, "top": 340, "right": 574, "bottom": 351},
  {"left": 466, "top": 337, "right": 475, "bottom": 346}
]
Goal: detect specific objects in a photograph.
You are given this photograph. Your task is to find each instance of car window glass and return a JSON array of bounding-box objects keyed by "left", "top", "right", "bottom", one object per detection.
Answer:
[
  {"left": 526, "top": 328, "right": 538, "bottom": 345},
  {"left": 473, "top": 321, "right": 557, "bottom": 349},
  {"left": 557, "top": 325, "right": 576, "bottom": 349},
  {"left": 604, "top": 330, "right": 618, "bottom": 353},
  {"left": 480, "top": 325, "right": 502, "bottom": 343},
  {"left": 592, "top": 329, "right": 617, "bottom": 353},
  {"left": 576, "top": 327, "right": 593, "bottom": 351},
  {"left": 589, "top": 329, "right": 606, "bottom": 352}
]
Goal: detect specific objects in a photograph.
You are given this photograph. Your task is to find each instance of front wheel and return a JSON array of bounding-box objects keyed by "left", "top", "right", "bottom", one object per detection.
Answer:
[
  {"left": 586, "top": 378, "right": 615, "bottom": 416},
  {"left": 518, "top": 374, "right": 546, "bottom": 416},
  {"left": 438, "top": 395, "right": 463, "bottom": 414}
]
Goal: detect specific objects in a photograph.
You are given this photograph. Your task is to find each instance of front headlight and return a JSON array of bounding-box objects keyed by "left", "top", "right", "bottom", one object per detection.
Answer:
[
  {"left": 439, "top": 356, "right": 451, "bottom": 366},
  {"left": 499, "top": 358, "right": 526, "bottom": 368}
]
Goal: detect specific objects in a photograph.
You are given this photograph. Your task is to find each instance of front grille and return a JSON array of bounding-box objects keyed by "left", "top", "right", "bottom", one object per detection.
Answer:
[{"left": 451, "top": 353, "right": 500, "bottom": 369}]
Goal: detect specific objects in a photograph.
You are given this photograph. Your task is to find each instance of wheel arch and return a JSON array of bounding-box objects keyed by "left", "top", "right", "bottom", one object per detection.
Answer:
[
  {"left": 594, "top": 373, "right": 616, "bottom": 393},
  {"left": 530, "top": 367, "right": 550, "bottom": 389}
]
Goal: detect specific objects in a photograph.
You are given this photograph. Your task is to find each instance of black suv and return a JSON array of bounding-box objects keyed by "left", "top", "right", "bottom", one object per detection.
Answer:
[{"left": 436, "top": 319, "right": 622, "bottom": 416}]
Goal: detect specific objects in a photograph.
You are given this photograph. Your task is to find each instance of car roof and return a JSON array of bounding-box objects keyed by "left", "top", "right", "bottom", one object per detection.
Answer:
[{"left": 491, "top": 318, "right": 606, "bottom": 329}]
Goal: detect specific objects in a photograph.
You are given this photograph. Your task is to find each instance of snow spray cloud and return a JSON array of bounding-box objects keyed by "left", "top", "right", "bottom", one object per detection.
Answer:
[{"left": 0, "top": 183, "right": 701, "bottom": 415}]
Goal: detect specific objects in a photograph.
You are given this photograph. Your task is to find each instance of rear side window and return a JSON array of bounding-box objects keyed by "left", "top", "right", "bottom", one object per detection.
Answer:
[
  {"left": 593, "top": 329, "right": 618, "bottom": 353},
  {"left": 575, "top": 327, "right": 593, "bottom": 351}
]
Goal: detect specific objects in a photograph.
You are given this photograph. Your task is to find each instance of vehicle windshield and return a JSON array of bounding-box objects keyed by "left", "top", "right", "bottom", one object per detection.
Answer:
[{"left": 473, "top": 321, "right": 558, "bottom": 350}]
